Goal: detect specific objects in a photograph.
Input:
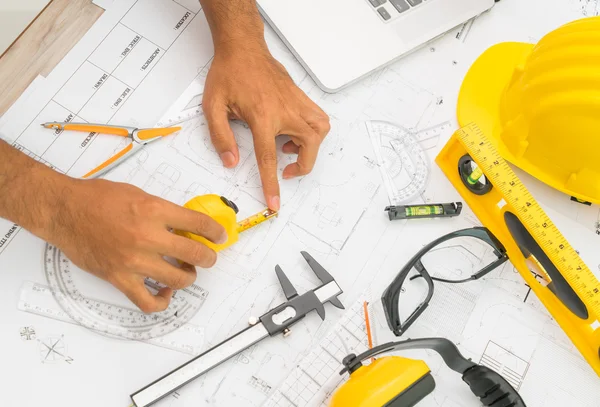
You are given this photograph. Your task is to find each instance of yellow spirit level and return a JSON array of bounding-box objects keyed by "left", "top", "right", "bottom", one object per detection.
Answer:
[{"left": 436, "top": 122, "right": 600, "bottom": 376}]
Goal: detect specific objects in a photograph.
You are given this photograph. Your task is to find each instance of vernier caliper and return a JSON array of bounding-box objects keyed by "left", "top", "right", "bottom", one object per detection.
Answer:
[{"left": 130, "top": 251, "right": 344, "bottom": 407}]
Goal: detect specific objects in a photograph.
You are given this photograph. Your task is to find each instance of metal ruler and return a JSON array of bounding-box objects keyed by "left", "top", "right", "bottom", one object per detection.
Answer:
[
  {"left": 19, "top": 281, "right": 205, "bottom": 355},
  {"left": 436, "top": 122, "right": 600, "bottom": 376},
  {"left": 130, "top": 251, "right": 344, "bottom": 407},
  {"left": 43, "top": 243, "right": 208, "bottom": 348}
]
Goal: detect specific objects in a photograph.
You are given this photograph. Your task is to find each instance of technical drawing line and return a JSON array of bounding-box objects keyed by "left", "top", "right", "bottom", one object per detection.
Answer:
[
  {"left": 320, "top": 345, "right": 339, "bottom": 362},
  {"left": 340, "top": 324, "right": 362, "bottom": 343},
  {"left": 300, "top": 368, "right": 322, "bottom": 387},
  {"left": 171, "top": 0, "right": 198, "bottom": 15},
  {"left": 281, "top": 393, "right": 298, "bottom": 407}
]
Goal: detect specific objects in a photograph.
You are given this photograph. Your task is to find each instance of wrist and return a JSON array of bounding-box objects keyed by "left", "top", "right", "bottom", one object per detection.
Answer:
[
  {"left": 213, "top": 32, "right": 269, "bottom": 57},
  {"left": 207, "top": 10, "right": 268, "bottom": 55}
]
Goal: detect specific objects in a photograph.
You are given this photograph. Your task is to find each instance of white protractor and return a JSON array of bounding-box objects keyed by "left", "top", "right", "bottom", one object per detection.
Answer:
[
  {"left": 18, "top": 281, "right": 206, "bottom": 355},
  {"left": 43, "top": 243, "right": 208, "bottom": 342},
  {"left": 366, "top": 120, "right": 430, "bottom": 204}
]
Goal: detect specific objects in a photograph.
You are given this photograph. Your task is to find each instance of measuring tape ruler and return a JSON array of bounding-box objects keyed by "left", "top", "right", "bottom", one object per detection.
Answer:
[
  {"left": 237, "top": 208, "right": 278, "bottom": 233},
  {"left": 19, "top": 281, "right": 205, "bottom": 356},
  {"left": 436, "top": 122, "right": 600, "bottom": 376}
]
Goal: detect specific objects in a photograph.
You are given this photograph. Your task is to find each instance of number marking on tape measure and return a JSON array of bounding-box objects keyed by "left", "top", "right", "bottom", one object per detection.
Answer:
[{"left": 457, "top": 123, "right": 600, "bottom": 318}]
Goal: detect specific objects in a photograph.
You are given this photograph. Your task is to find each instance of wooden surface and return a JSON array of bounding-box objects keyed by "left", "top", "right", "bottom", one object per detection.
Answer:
[{"left": 0, "top": 0, "right": 104, "bottom": 116}]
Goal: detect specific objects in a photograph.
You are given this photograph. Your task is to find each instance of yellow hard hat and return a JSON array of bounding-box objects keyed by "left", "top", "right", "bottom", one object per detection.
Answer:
[{"left": 457, "top": 16, "right": 600, "bottom": 204}]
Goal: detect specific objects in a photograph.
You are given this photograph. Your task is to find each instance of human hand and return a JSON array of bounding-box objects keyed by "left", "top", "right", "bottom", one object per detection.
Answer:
[
  {"left": 202, "top": 43, "right": 331, "bottom": 211},
  {"left": 49, "top": 178, "right": 227, "bottom": 313}
]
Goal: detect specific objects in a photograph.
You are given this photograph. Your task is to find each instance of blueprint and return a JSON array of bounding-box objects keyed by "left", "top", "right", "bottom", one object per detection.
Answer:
[{"left": 1, "top": 0, "right": 600, "bottom": 406}]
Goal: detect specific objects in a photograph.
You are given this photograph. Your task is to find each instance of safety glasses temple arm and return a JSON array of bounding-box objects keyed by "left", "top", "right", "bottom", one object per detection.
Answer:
[{"left": 471, "top": 252, "right": 509, "bottom": 280}]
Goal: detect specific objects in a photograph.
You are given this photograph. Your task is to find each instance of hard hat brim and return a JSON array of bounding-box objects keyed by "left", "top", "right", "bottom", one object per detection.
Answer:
[{"left": 457, "top": 41, "right": 533, "bottom": 148}]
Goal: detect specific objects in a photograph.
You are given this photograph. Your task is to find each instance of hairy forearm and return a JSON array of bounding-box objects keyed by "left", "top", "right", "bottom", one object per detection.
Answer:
[
  {"left": 0, "top": 139, "right": 69, "bottom": 240},
  {"left": 199, "top": 0, "right": 266, "bottom": 50}
]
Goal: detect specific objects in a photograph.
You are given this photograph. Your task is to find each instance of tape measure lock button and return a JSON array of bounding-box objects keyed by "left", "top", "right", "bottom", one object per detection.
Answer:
[{"left": 220, "top": 196, "right": 239, "bottom": 214}]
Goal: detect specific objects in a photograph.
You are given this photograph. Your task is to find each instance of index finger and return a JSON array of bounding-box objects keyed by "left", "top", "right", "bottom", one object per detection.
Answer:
[
  {"left": 283, "top": 141, "right": 320, "bottom": 179},
  {"left": 250, "top": 123, "right": 280, "bottom": 211}
]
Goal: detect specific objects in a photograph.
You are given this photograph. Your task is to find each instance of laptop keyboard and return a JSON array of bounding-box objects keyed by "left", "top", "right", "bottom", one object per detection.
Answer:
[{"left": 368, "top": 0, "right": 428, "bottom": 22}]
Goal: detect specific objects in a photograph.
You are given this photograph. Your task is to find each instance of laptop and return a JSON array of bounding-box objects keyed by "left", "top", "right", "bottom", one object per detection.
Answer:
[{"left": 257, "top": 0, "right": 497, "bottom": 92}]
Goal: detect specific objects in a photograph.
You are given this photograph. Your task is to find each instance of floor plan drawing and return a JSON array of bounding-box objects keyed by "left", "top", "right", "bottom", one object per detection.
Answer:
[
  {"left": 479, "top": 341, "right": 530, "bottom": 390},
  {"left": 2, "top": 1, "right": 600, "bottom": 406}
]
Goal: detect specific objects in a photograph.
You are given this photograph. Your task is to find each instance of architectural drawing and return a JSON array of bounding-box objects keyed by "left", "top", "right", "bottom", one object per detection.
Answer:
[
  {"left": 480, "top": 341, "right": 529, "bottom": 390},
  {"left": 1, "top": 0, "right": 600, "bottom": 406},
  {"left": 166, "top": 113, "right": 255, "bottom": 181},
  {"left": 264, "top": 297, "right": 371, "bottom": 407}
]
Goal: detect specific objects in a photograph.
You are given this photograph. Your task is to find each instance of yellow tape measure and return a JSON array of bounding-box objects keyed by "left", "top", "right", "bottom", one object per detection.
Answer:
[
  {"left": 176, "top": 195, "right": 277, "bottom": 252},
  {"left": 437, "top": 122, "right": 600, "bottom": 376}
]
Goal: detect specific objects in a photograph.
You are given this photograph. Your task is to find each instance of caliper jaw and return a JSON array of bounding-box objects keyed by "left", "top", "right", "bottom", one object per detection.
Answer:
[{"left": 259, "top": 251, "right": 344, "bottom": 336}]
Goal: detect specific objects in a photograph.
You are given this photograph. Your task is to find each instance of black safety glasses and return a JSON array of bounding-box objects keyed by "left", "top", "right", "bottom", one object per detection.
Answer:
[{"left": 381, "top": 227, "right": 508, "bottom": 336}]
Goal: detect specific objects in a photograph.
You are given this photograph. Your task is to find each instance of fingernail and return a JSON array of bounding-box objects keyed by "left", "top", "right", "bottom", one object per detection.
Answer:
[
  {"left": 269, "top": 196, "right": 280, "bottom": 211},
  {"left": 217, "top": 231, "right": 229, "bottom": 245},
  {"left": 220, "top": 151, "right": 236, "bottom": 168}
]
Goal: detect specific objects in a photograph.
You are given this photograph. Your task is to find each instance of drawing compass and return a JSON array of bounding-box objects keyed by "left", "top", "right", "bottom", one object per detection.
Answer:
[{"left": 130, "top": 251, "right": 344, "bottom": 407}]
